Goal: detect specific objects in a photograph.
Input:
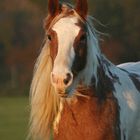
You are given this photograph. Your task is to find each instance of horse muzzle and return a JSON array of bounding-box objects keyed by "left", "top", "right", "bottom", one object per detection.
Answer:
[{"left": 51, "top": 72, "right": 73, "bottom": 97}]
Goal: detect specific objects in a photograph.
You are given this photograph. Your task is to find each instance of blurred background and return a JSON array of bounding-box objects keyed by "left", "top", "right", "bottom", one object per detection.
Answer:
[{"left": 0, "top": 0, "right": 140, "bottom": 139}]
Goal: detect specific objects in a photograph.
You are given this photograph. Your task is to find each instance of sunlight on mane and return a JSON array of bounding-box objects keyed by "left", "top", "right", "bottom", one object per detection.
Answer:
[{"left": 30, "top": 44, "right": 60, "bottom": 139}]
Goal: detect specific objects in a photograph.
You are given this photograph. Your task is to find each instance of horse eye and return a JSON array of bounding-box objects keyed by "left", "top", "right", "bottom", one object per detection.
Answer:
[{"left": 47, "top": 34, "right": 52, "bottom": 41}]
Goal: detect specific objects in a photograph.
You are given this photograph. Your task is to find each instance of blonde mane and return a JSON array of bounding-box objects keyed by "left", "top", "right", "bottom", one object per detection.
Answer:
[{"left": 30, "top": 44, "right": 60, "bottom": 140}]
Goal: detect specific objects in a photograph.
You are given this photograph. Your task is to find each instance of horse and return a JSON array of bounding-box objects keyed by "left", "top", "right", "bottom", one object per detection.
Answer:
[{"left": 29, "top": 0, "right": 140, "bottom": 140}]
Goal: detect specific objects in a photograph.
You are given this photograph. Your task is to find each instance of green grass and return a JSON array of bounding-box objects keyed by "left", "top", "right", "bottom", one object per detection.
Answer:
[{"left": 0, "top": 97, "right": 29, "bottom": 140}]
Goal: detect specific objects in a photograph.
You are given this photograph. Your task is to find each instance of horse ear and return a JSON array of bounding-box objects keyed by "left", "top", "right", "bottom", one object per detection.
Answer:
[
  {"left": 75, "top": 0, "right": 88, "bottom": 18},
  {"left": 48, "top": 0, "right": 59, "bottom": 16}
]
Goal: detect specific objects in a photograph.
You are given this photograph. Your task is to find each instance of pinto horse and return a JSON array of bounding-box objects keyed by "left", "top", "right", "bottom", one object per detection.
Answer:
[{"left": 30, "top": 0, "right": 140, "bottom": 140}]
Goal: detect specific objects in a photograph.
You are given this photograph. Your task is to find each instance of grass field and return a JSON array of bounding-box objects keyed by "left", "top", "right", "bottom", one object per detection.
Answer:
[
  {"left": 0, "top": 97, "right": 140, "bottom": 140},
  {"left": 0, "top": 97, "right": 29, "bottom": 140}
]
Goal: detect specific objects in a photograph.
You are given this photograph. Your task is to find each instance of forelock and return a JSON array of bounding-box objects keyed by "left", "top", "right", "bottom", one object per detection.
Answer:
[{"left": 44, "top": 3, "right": 85, "bottom": 31}]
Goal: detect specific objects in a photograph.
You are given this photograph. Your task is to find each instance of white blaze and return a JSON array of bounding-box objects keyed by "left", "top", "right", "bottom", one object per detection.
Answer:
[{"left": 52, "top": 17, "right": 80, "bottom": 75}]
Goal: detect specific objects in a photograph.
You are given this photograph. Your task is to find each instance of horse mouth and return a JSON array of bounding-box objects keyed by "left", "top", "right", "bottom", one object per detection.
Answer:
[
  {"left": 56, "top": 88, "right": 69, "bottom": 98},
  {"left": 56, "top": 86, "right": 75, "bottom": 98}
]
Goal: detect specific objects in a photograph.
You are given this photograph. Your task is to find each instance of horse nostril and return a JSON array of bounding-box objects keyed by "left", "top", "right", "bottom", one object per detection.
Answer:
[{"left": 63, "top": 73, "right": 72, "bottom": 85}]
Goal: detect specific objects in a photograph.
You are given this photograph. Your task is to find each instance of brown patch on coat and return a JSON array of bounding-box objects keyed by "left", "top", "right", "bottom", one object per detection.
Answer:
[
  {"left": 54, "top": 88, "right": 120, "bottom": 140},
  {"left": 72, "top": 23, "right": 87, "bottom": 75},
  {"left": 47, "top": 29, "right": 58, "bottom": 62}
]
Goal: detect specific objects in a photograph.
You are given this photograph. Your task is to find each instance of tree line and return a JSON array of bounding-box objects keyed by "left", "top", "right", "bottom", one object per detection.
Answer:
[{"left": 0, "top": 0, "right": 139, "bottom": 95}]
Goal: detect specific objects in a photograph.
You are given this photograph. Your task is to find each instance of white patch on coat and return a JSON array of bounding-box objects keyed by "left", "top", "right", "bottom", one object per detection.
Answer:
[
  {"left": 124, "top": 92, "right": 137, "bottom": 110},
  {"left": 106, "top": 62, "right": 140, "bottom": 140},
  {"left": 52, "top": 17, "right": 80, "bottom": 77}
]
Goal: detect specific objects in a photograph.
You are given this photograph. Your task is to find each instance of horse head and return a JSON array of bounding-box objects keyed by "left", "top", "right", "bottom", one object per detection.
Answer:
[{"left": 45, "top": 0, "right": 99, "bottom": 97}]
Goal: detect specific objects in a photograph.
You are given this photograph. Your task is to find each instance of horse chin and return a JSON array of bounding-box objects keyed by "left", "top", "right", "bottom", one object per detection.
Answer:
[
  {"left": 53, "top": 86, "right": 69, "bottom": 98},
  {"left": 56, "top": 89, "right": 68, "bottom": 98}
]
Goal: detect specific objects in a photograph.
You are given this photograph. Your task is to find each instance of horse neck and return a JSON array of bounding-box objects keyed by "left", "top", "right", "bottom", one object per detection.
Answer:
[{"left": 93, "top": 54, "right": 120, "bottom": 100}]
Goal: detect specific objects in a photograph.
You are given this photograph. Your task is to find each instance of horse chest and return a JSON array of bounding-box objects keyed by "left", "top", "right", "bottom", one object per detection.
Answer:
[{"left": 54, "top": 97, "right": 120, "bottom": 140}]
